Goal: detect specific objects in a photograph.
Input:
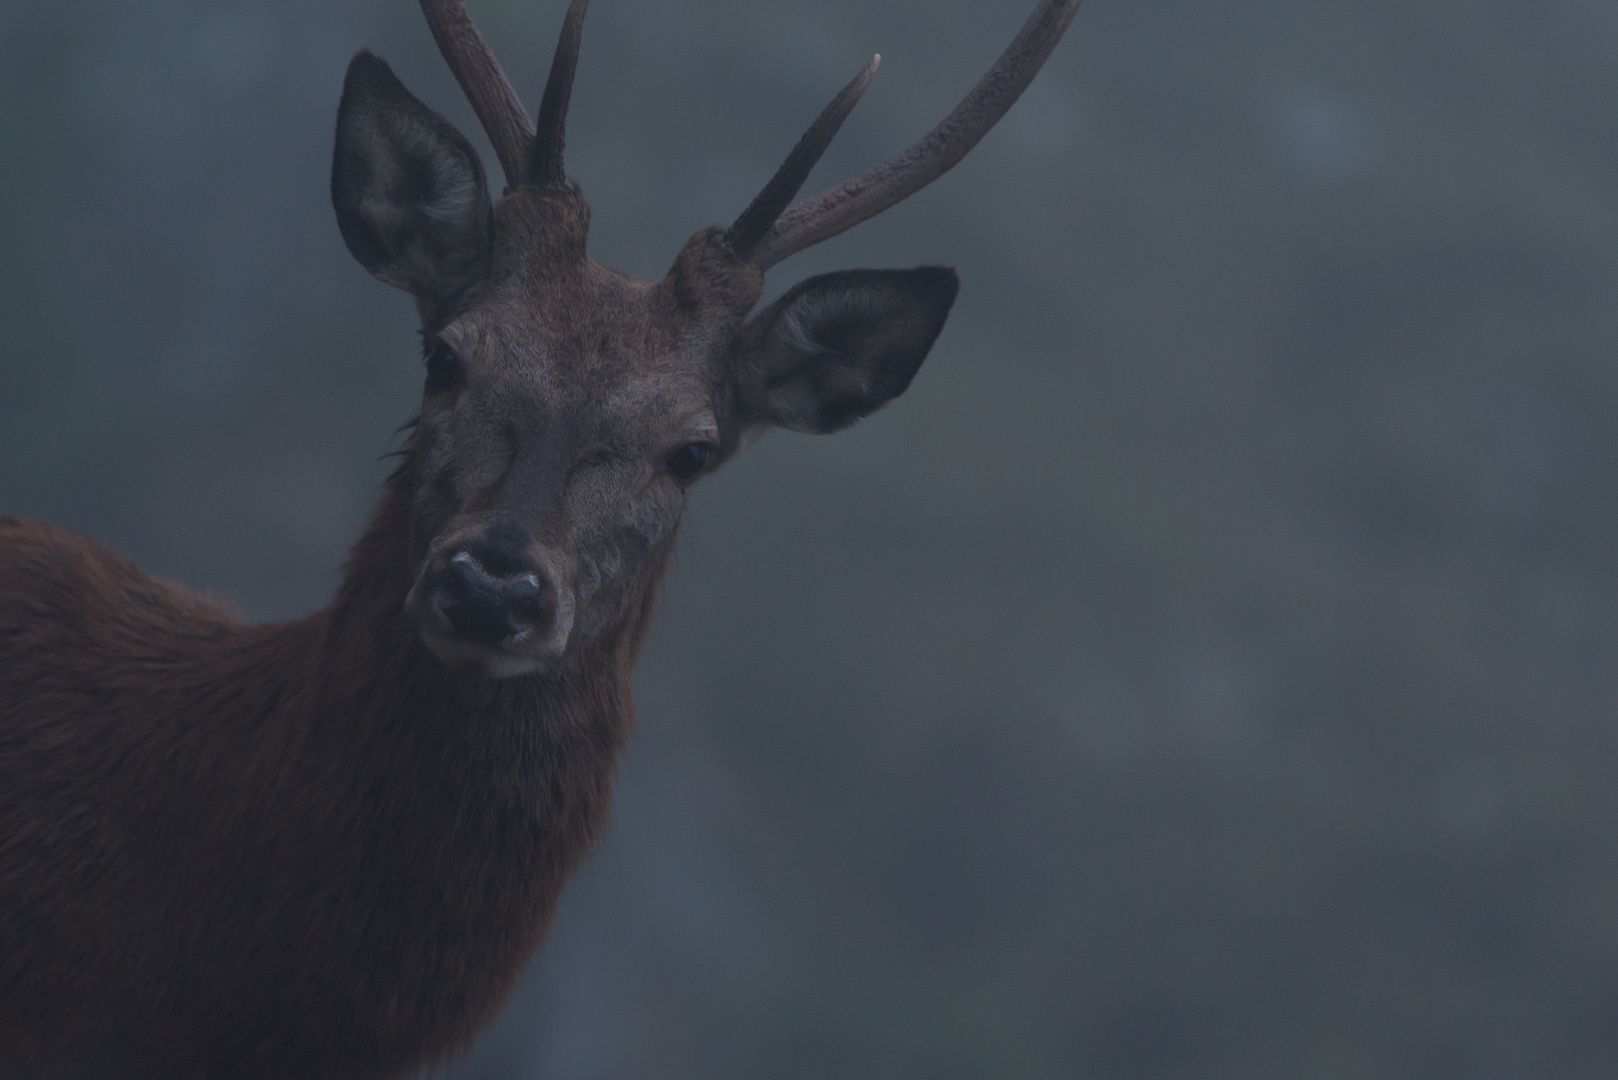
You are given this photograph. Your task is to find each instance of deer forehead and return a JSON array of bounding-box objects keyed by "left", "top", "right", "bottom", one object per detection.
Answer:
[
  {"left": 443, "top": 295, "right": 729, "bottom": 422},
  {"left": 435, "top": 315, "right": 725, "bottom": 454},
  {"left": 447, "top": 206, "right": 752, "bottom": 376}
]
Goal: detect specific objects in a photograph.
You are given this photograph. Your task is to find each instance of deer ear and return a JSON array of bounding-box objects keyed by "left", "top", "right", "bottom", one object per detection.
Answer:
[
  {"left": 332, "top": 51, "right": 494, "bottom": 303},
  {"left": 735, "top": 267, "right": 960, "bottom": 434}
]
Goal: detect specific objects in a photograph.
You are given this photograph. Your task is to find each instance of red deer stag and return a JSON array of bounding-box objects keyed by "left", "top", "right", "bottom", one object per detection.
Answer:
[{"left": 0, "top": 1, "right": 1081, "bottom": 1076}]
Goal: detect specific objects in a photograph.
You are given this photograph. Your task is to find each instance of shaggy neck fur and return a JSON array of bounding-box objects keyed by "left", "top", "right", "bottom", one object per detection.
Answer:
[
  {"left": 234, "top": 434, "right": 662, "bottom": 1076},
  {"left": 0, "top": 434, "right": 667, "bottom": 1080}
]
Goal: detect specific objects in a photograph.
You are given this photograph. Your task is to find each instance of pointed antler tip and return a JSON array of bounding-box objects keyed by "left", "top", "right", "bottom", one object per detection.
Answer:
[{"left": 855, "top": 54, "right": 881, "bottom": 89}]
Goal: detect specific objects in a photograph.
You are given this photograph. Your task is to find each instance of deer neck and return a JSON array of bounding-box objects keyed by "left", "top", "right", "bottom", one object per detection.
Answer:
[
  {"left": 137, "top": 437, "right": 661, "bottom": 1070},
  {"left": 290, "top": 435, "right": 655, "bottom": 869}
]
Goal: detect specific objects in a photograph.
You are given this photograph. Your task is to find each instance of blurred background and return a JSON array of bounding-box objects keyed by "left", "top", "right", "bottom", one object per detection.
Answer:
[{"left": 3, "top": 0, "right": 1618, "bottom": 1076}]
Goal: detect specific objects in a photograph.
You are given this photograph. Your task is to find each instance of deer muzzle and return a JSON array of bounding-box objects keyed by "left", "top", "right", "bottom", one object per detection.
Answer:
[
  {"left": 432, "top": 552, "right": 546, "bottom": 645},
  {"left": 411, "top": 541, "right": 575, "bottom": 678}
]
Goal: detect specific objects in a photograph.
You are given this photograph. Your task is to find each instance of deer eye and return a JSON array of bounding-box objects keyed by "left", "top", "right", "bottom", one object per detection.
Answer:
[
  {"left": 666, "top": 442, "right": 716, "bottom": 482},
  {"left": 424, "top": 342, "right": 460, "bottom": 391}
]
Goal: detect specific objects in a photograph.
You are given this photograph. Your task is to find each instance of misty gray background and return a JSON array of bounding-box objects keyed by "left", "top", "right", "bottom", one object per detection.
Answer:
[{"left": 3, "top": 0, "right": 1617, "bottom": 1076}]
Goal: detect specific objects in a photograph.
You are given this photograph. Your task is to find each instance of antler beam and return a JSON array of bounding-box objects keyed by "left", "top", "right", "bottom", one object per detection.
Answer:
[
  {"left": 418, "top": 0, "right": 534, "bottom": 188},
  {"left": 749, "top": 0, "right": 1085, "bottom": 270}
]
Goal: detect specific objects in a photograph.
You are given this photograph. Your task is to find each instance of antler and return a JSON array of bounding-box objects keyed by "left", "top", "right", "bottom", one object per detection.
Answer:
[
  {"left": 745, "top": 0, "right": 1085, "bottom": 271},
  {"left": 419, "top": 0, "right": 590, "bottom": 191},
  {"left": 726, "top": 55, "right": 881, "bottom": 258},
  {"left": 418, "top": 0, "right": 533, "bottom": 187},
  {"left": 420, "top": 0, "right": 1075, "bottom": 233},
  {"left": 529, "top": 0, "right": 591, "bottom": 187}
]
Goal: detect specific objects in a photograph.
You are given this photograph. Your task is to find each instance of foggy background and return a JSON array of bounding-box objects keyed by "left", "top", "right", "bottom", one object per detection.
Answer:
[{"left": 3, "top": 0, "right": 1618, "bottom": 1076}]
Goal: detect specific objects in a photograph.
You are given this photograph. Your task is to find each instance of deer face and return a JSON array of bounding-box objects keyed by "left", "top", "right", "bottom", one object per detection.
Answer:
[{"left": 332, "top": 53, "right": 957, "bottom": 677}]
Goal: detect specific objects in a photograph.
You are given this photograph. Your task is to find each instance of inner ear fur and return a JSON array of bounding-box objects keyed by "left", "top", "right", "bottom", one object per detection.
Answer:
[
  {"left": 735, "top": 267, "right": 960, "bottom": 434},
  {"left": 332, "top": 50, "right": 493, "bottom": 305}
]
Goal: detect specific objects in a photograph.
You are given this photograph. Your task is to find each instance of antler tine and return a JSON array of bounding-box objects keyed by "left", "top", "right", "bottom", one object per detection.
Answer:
[
  {"left": 752, "top": 0, "right": 1084, "bottom": 271},
  {"left": 530, "top": 0, "right": 592, "bottom": 188},
  {"left": 418, "top": 0, "right": 534, "bottom": 189},
  {"left": 726, "top": 55, "right": 881, "bottom": 258}
]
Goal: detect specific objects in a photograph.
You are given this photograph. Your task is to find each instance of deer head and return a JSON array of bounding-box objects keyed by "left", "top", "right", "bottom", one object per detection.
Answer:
[{"left": 331, "top": 0, "right": 1079, "bottom": 679}]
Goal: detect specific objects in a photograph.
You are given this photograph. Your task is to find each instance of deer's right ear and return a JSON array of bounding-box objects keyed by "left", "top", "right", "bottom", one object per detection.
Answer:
[{"left": 332, "top": 51, "right": 494, "bottom": 303}]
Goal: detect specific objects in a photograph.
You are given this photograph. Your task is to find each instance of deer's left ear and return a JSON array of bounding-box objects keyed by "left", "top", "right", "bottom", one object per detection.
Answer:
[
  {"left": 735, "top": 267, "right": 960, "bottom": 433},
  {"left": 331, "top": 50, "right": 494, "bottom": 305}
]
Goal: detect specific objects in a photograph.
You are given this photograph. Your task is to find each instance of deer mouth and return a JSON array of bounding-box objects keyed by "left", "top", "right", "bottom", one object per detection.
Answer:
[{"left": 414, "top": 625, "right": 554, "bottom": 679}]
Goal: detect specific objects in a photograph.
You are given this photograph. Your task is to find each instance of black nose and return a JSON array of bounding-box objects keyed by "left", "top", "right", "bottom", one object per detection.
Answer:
[{"left": 431, "top": 550, "right": 548, "bottom": 646}]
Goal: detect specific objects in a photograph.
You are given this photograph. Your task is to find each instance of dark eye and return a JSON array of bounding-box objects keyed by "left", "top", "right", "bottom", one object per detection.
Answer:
[
  {"left": 666, "top": 442, "right": 717, "bottom": 482},
  {"left": 425, "top": 342, "right": 460, "bottom": 391}
]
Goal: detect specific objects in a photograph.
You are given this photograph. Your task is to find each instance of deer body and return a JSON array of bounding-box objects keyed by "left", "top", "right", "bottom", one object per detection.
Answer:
[
  {"left": 0, "top": 2, "right": 1081, "bottom": 1076},
  {"left": 0, "top": 460, "right": 638, "bottom": 1078}
]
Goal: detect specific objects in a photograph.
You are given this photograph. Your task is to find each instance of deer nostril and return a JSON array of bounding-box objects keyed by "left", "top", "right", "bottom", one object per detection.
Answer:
[
  {"left": 502, "top": 576, "right": 545, "bottom": 633},
  {"left": 434, "top": 558, "right": 501, "bottom": 645},
  {"left": 432, "top": 552, "right": 545, "bottom": 646},
  {"left": 433, "top": 552, "right": 474, "bottom": 603}
]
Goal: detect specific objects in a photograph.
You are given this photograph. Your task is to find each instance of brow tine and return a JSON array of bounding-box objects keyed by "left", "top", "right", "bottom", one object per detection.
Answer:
[{"left": 725, "top": 54, "right": 881, "bottom": 258}]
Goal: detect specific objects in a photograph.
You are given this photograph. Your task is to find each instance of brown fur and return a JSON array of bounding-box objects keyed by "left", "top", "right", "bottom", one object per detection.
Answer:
[
  {"left": 0, "top": 441, "right": 653, "bottom": 1078},
  {"left": 0, "top": 34, "right": 964, "bottom": 1080}
]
